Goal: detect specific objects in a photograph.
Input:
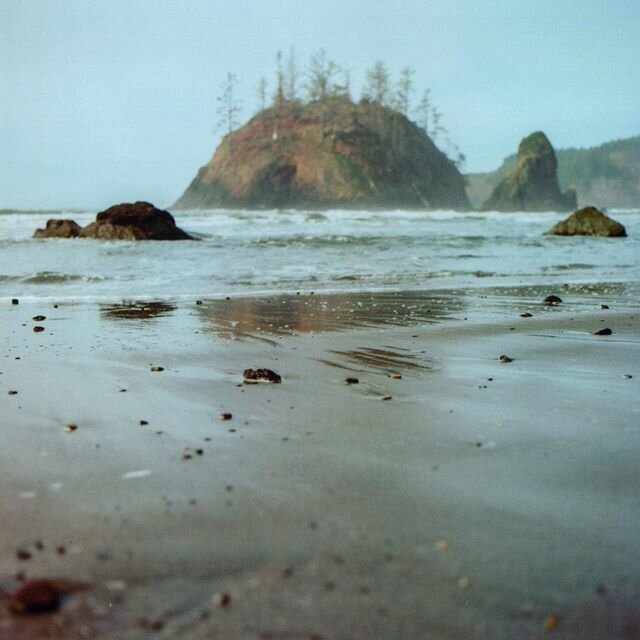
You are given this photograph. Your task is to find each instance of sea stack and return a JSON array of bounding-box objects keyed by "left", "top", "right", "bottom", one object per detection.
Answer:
[
  {"left": 482, "top": 132, "right": 577, "bottom": 212},
  {"left": 173, "top": 98, "right": 470, "bottom": 211},
  {"left": 546, "top": 206, "right": 627, "bottom": 237}
]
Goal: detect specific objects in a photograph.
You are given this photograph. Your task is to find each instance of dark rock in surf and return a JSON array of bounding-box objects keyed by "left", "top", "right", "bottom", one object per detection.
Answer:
[
  {"left": 33, "top": 219, "right": 83, "bottom": 239},
  {"left": 546, "top": 206, "right": 627, "bottom": 237}
]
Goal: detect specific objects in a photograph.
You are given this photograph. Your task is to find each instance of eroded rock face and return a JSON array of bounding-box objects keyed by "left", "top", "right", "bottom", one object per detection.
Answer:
[
  {"left": 173, "top": 99, "right": 471, "bottom": 211},
  {"left": 482, "top": 132, "right": 577, "bottom": 212},
  {"left": 32, "top": 202, "right": 192, "bottom": 240},
  {"left": 33, "top": 219, "right": 83, "bottom": 238},
  {"left": 546, "top": 206, "right": 627, "bottom": 237}
]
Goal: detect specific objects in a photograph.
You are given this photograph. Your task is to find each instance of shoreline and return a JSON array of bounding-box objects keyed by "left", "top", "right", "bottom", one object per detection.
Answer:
[{"left": 1, "top": 290, "right": 638, "bottom": 638}]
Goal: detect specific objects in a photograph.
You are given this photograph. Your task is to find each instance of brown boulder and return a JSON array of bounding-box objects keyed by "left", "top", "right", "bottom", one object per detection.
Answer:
[
  {"left": 546, "top": 206, "right": 626, "bottom": 237},
  {"left": 80, "top": 201, "right": 192, "bottom": 240},
  {"left": 33, "top": 219, "right": 83, "bottom": 238}
]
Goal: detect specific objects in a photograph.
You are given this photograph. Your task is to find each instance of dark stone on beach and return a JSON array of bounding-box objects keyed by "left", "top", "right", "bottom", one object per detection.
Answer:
[
  {"left": 196, "top": 300, "right": 203, "bottom": 305},
  {"left": 344, "top": 377, "right": 359, "bottom": 385},
  {"left": 520, "top": 312, "right": 533, "bottom": 318},
  {"left": 16, "top": 549, "right": 32, "bottom": 561},
  {"left": 499, "top": 355, "right": 513, "bottom": 363},
  {"left": 150, "top": 366, "right": 164, "bottom": 372},
  {"left": 243, "top": 368, "right": 282, "bottom": 383},
  {"left": 140, "top": 420, "right": 149, "bottom": 425},
  {"left": 81, "top": 201, "right": 192, "bottom": 240},
  {"left": 213, "top": 592, "right": 232, "bottom": 608},
  {"left": 8, "top": 390, "right": 18, "bottom": 395},
  {"left": 593, "top": 328, "right": 612, "bottom": 335},
  {"left": 33, "top": 219, "right": 83, "bottom": 239},
  {"left": 543, "top": 295, "right": 562, "bottom": 305},
  {"left": 219, "top": 412, "right": 233, "bottom": 421},
  {"left": 9, "top": 579, "right": 62, "bottom": 614},
  {"left": 382, "top": 395, "right": 393, "bottom": 401},
  {"left": 546, "top": 206, "right": 627, "bottom": 237},
  {"left": 601, "top": 304, "right": 610, "bottom": 309},
  {"left": 481, "top": 132, "right": 576, "bottom": 212},
  {"left": 11, "top": 298, "right": 19, "bottom": 305},
  {"left": 32, "top": 315, "right": 46, "bottom": 321},
  {"left": 33, "top": 326, "right": 45, "bottom": 333}
]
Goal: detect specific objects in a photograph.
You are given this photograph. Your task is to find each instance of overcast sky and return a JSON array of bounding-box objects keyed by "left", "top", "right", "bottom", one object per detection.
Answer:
[{"left": 1, "top": 0, "right": 638, "bottom": 209}]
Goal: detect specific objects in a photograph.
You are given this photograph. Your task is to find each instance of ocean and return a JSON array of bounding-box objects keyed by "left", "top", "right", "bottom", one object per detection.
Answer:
[{"left": 1, "top": 208, "right": 639, "bottom": 308}]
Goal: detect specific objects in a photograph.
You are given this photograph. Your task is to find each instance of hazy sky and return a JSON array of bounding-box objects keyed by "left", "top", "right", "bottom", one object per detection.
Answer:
[{"left": 1, "top": 0, "right": 638, "bottom": 209}]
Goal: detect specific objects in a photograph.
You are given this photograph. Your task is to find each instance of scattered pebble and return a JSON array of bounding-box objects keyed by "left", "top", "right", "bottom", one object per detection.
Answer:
[
  {"left": 624, "top": 374, "right": 633, "bottom": 379},
  {"left": 213, "top": 592, "right": 232, "bottom": 607},
  {"left": 243, "top": 368, "right": 281, "bottom": 383},
  {"left": 544, "top": 615, "right": 560, "bottom": 632},
  {"left": 543, "top": 295, "right": 562, "bottom": 305},
  {"left": 12, "top": 298, "right": 19, "bottom": 305},
  {"left": 64, "top": 423, "right": 78, "bottom": 432},
  {"left": 520, "top": 312, "right": 533, "bottom": 318},
  {"left": 16, "top": 549, "right": 32, "bottom": 561},
  {"left": 344, "top": 377, "right": 359, "bottom": 385},
  {"left": 33, "top": 326, "right": 45, "bottom": 333},
  {"left": 498, "top": 355, "right": 513, "bottom": 363},
  {"left": 140, "top": 420, "right": 148, "bottom": 425},
  {"left": 457, "top": 576, "right": 471, "bottom": 590},
  {"left": 9, "top": 579, "right": 62, "bottom": 614},
  {"left": 601, "top": 304, "right": 610, "bottom": 309},
  {"left": 387, "top": 372, "right": 402, "bottom": 379},
  {"left": 150, "top": 366, "right": 164, "bottom": 372},
  {"left": 8, "top": 390, "right": 18, "bottom": 395},
  {"left": 196, "top": 300, "right": 203, "bottom": 305},
  {"left": 32, "top": 315, "right": 46, "bottom": 321},
  {"left": 381, "top": 395, "right": 392, "bottom": 401},
  {"left": 593, "top": 328, "right": 612, "bottom": 336},
  {"left": 219, "top": 412, "right": 233, "bottom": 421}
]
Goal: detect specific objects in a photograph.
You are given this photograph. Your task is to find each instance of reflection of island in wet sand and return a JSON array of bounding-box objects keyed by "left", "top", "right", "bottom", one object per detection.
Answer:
[{"left": 195, "top": 290, "right": 465, "bottom": 340}]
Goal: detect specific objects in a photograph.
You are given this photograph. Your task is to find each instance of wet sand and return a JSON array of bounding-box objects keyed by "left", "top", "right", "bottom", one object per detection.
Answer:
[{"left": 1, "top": 290, "right": 639, "bottom": 639}]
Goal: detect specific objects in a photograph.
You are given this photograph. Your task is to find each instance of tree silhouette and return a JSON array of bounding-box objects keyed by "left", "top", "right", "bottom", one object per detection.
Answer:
[{"left": 216, "top": 72, "right": 241, "bottom": 135}]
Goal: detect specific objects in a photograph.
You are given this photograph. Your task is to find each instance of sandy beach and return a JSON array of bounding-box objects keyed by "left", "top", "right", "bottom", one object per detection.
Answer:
[{"left": 1, "top": 289, "right": 639, "bottom": 639}]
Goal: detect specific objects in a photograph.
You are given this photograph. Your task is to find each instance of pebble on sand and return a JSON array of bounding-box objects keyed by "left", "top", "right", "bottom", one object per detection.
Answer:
[
  {"left": 387, "top": 372, "right": 402, "bottom": 379},
  {"left": 33, "top": 326, "right": 45, "bottom": 333},
  {"left": 32, "top": 315, "right": 46, "bottom": 321},
  {"left": 543, "top": 295, "right": 562, "bottom": 305},
  {"left": 344, "top": 377, "right": 359, "bottom": 385},
  {"left": 243, "top": 368, "right": 282, "bottom": 383},
  {"left": 499, "top": 355, "right": 513, "bottom": 363},
  {"left": 9, "top": 579, "right": 62, "bottom": 614},
  {"left": 64, "top": 424, "right": 78, "bottom": 432},
  {"left": 219, "top": 412, "right": 233, "bottom": 421},
  {"left": 213, "top": 592, "right": 232, "bottom": 607},
  {"left": 11, "top": 298, "right": 19, "bottom": 305},
  {"left": 593, "top": 328, "right": 612, "bottom": 336},
  {"left": 150, "top": 366, "right": 164, "bottom": 372},
  {"left": 520, "top": 312, "right": 533, "bottom": 318}
]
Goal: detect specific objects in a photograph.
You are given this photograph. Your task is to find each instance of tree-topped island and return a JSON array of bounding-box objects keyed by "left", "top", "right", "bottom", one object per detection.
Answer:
[{"left": 173, "top": 52, "right": 470, "bottom": 211}]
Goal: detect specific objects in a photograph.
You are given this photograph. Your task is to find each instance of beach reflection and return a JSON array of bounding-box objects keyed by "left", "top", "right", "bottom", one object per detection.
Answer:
[
  {"left": 100, "top": 301, "right": 177, "bottom": 321},
  {"left": 195, "top": 290, "right": 465, "bottom": 340}
]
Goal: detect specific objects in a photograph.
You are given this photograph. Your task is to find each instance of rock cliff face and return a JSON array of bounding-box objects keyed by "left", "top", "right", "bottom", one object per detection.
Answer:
[
  {"left": 174, "top": 98, "right": 470, "bottom": 210},
  {"left": 33, "top": 202, "right": 192, "bottom": 240},
  {"left": 546, "top": 206, "right": 626, "bottom": 237},
  {"left": 482, "top": 132, "right": 577, "bottom": 212}
]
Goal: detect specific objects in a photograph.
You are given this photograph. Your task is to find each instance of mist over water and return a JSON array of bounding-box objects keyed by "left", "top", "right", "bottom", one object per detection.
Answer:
[{"left": 0, "top": 208, "right": 638, "bottom": 303}]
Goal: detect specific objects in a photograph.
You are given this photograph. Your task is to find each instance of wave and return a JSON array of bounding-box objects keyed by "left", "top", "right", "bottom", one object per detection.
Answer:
[{"left": 22, "top": 271, "right": 106, "bottom": 284}]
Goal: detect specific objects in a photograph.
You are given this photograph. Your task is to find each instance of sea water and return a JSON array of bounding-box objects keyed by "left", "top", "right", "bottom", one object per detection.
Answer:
[{"left": 0, "top": 208, "right": 638, "bottom": 305}]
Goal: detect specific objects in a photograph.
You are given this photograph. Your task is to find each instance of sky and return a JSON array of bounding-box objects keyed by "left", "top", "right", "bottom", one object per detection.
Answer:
[{"left": 1, "top": 0, "right": 639, "bottom": 210}]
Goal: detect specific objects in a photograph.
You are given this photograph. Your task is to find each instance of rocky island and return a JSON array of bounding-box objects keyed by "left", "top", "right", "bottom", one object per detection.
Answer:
[
  {"left": 481, "top": 132, "right": 577, "bottom": 212},
  {"left": 173, "top": 97, "right": 470, "bottom": 210}
]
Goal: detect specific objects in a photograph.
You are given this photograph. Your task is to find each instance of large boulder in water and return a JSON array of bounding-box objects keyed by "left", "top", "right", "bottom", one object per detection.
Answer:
[
  {"left": 482, "top": 132, "right": 577, "bottom": 212},
  {"left": 33, "top": 219, "right": 83, "bottom": 238},
  {"left": 546, "top": 206, "right": 626, "bottom": 237},
  {"left": 173, "top": 98, "right": 470, "bottom": 210},
  {"left": 80, "top": 201, "right": 192, "bottom": 240}
]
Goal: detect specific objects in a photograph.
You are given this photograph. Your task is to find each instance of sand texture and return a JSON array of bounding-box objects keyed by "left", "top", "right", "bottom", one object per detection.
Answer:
[{"left": 1, "top": 290, "right": 639, "bottom": 639}]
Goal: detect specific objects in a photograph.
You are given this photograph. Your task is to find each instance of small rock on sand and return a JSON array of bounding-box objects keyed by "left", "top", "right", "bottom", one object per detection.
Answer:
[
  {"left": 520, "top": 312, "right": 533, "bottom": 318},
  {"left": 64, "top": 423, "right": 78, "bottom": 432},
  {"left": 593, "top": 328, "right": 612, "bottom": 336},
  {"left": 213, "top": 592, "right": 232, "bottom": 607},
  {"left": 9, "top": 579, "right": 62, "bottom": 614},
  {"left": 33, "top": 326, "right": 45, "bottom": 333},
  {"left": 11, "top": 298, "right": 19, "bottom": 305},
  {"left": 219, "top": 412, "right": 233, "bottom": 421},
  {"left": 499, "top": 355, "right": 513, "bottom": 363},
  {"left": 150, "top": 366, "right": 164, "bottom": 372},
  {"left": 32, "top": 315, "right": 46, "bottom": 321},
  {"left": 387, "top": 372, "right": 402, "bottom": 379},
  {"left": 344, "top": 377, "right": 359, "bottom": 385},
  {"left": 543, "top": 295, "right": 562, "bottom": 305},
  {"left": 243, "top": 368, "right": 282, "bottom": 383}
]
